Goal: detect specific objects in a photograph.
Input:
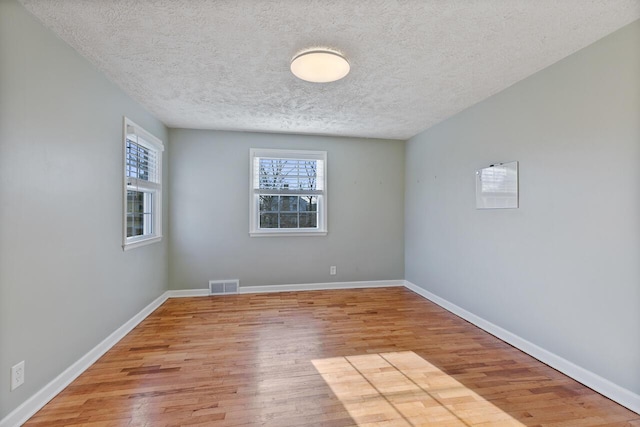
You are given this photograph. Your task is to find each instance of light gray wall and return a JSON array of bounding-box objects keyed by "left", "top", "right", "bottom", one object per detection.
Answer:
[
  {"left": 405, "top": 20, "right": 640, "bottom": 394},
  {"left": 0, "top": 0, "right": 169, "bottom": 418},
  {"left": 169, "top": 130, "right": 404, "bottom": 289}
]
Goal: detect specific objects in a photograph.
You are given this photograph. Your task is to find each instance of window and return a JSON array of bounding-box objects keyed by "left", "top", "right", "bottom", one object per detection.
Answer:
[
  {"left": 123, "top": 118, "right": 164, "bottom": 250},
  {"left": 250, "top": 148, "right": 327, "bottom": 236}
]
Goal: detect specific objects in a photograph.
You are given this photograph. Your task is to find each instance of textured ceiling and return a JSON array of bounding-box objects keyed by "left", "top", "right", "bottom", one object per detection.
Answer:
[{"left": 20, "top": 0, "right": 640, "bottom": 140}]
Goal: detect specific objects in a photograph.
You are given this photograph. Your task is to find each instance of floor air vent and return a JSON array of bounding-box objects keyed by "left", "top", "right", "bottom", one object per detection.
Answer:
[{"left": 209, "top": 279, "right": 239, "bottom": 295}]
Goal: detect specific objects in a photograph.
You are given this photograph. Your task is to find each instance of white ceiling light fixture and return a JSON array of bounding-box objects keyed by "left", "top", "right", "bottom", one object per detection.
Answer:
[{"left": 290, "top": 48, "right": 350, "bottom": 83}]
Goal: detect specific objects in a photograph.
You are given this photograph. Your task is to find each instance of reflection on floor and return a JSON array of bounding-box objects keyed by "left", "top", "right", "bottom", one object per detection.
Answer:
[{"left": 314, "top": 351, "right": 524, "bottom": 426}]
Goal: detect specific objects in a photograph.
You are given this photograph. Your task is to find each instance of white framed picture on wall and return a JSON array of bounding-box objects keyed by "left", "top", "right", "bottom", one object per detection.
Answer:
[{"left": 475, "top": 161, "right": 519, "bottom": 209}]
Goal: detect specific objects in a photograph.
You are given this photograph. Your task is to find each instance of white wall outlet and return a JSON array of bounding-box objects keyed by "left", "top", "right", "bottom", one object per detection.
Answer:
[
  {"left": 330, "top": 266, "right": 337, "bottom": 275},
  {"left": 11, "top": 361, "right": 25, "bottom": 391}
]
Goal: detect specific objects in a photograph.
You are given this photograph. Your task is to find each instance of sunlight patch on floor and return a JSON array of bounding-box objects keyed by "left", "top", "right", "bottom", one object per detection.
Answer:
[{"left": 312, "top": 351, "right": 524, "bottom": 427}]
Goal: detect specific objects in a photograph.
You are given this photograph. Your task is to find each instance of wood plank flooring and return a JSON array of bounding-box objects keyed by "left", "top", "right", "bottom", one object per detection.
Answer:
[{"left": 25, "top": 287, "right": 639, "bottom": 426}]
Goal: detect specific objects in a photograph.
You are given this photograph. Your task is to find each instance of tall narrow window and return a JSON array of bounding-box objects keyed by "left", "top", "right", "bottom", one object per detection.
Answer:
[
  {"left": 123, "top": 118, "right": 163, "bottom": 250},
  {"left": 250, "top": 149, "right": 327, "bottom": 236}
]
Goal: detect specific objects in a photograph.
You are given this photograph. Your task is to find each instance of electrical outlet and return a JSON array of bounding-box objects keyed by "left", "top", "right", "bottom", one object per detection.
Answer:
[
  {"left": 330, "top": 266, "right": 337, "bottom": 275},
  {"left": 11, "top": 361, "right": 25, "bottom": 391}
]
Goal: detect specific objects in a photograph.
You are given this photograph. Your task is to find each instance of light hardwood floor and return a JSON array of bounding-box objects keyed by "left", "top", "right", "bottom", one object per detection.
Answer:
[{"left": 26, "top": 288, "right": 639, "bottom": 426}]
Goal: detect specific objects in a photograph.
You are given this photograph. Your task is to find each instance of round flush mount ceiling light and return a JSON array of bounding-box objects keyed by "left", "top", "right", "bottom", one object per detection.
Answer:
[{"left": 290, "top": 49, "right": 350, "bottom": 83}]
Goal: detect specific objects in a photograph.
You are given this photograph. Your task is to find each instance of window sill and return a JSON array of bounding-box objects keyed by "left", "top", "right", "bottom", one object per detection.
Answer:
[
  {"left": 250, "top": 230, "right": 327, "bottom": 238},
  {"left": 123, "top": 236, "right": 163, "bottom": 251}
]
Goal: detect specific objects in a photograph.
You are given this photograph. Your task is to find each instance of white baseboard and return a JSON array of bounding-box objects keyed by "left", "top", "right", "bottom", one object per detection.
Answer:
[
  {"left": 165, "top": 280, "right": 405, "bottom": 298},
  {"left": 0, "top": 292, "right": 170, "bottom": 427},
  {"left": 239, "top": 279, "right": 404, "bottom": 294},
  {"left": 165, "top": 289, "right": 210, "bottom": 298},
  {"left": 404, "top": 280, "right": 640, "bottom": 415}
]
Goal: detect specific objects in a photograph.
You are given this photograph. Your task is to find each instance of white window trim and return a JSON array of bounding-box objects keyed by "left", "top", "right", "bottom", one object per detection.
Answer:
[
  {"left": 249, "top": 148, "right": 327, "bottom": 237},
  {"left": 122, "top": 117, "right": 164, "bottom": 250}
]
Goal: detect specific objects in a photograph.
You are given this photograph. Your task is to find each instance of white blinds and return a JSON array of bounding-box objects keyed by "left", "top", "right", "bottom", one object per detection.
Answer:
[
  {"left": 126, "top": 138, "right": 158, "bottom": 182},
  {"left": 253, "top": 158, "right": 324, "bottom": 194},
  {"left": 125, "top": 126, "right": 161, "bottom": 188}
]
